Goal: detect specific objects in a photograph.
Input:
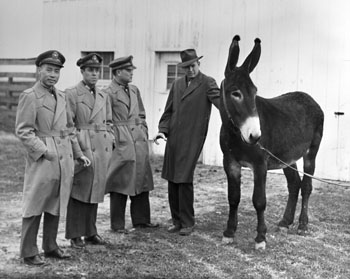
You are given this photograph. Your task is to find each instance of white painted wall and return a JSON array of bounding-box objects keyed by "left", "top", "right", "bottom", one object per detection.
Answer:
[
  {"left": 1, "top": 0, "right": 349, "bottom": 181},
  {"left": 0, "top": 0, "right": 43, "bottom": 58}
]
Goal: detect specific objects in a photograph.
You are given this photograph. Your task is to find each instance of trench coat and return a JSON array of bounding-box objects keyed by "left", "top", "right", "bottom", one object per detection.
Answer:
[
  {"left": 158, "top": 71, "right": 220, "bottom": 183},
  {"left": 15, "top": 82, "right": 82, "bottom": 218},
  {"left": 104, "top": 79, "right": 154, "bottom": 196},
  {"left": 65, "top": 81, "right": 114, "bottom": 203}
]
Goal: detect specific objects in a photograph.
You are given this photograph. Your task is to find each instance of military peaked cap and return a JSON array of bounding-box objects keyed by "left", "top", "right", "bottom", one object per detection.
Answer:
[
  {"left": 77, "top": 53, "right": 103, "bottom": 68},
  {"left": 109, "top": 55, "right": 136, "bottom": 70},
  {"left": 35, "top": 50, "right": 65, "bottom": 68}
]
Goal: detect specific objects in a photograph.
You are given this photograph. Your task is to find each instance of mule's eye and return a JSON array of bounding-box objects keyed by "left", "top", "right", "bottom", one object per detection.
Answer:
[{"left": 231, "top": 91, "right": 242, "bottom": 100}]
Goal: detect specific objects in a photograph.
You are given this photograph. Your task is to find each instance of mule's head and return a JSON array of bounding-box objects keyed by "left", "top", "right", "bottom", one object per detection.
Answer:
[{"left": 221, "top": 35, "right": 262, "bottom": 145}]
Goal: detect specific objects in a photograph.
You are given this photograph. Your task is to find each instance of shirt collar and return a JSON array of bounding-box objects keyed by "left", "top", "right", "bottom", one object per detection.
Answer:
[{"left": 82, "top": 80, "right": 95, "bottom": 93}]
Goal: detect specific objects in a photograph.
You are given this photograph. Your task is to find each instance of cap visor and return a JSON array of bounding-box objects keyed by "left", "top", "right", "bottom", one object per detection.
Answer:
[
  {"left": 81, "top": 63, "right": 101, "bottom": 68},
  {"left": 40, "top": 62, "right": 64, "bottom": 68}
]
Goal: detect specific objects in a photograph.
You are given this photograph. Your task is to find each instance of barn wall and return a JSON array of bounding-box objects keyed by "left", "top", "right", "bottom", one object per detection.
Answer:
[
  {"left": 1, "top": 0, "right": 349, "bottom": 181},
  {"left": 0, "top": 0, "right": 43, "bottom": 58}
]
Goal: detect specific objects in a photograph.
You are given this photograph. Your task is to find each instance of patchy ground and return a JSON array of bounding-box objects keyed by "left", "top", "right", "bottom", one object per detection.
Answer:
[{"left": 0, "top": 107, "right": 350, "bottom": 279}]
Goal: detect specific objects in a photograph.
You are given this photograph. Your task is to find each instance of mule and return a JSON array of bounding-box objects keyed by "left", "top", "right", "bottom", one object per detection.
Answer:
[{"left": 219, "top": 35, "right": 324, "bottom": 249}]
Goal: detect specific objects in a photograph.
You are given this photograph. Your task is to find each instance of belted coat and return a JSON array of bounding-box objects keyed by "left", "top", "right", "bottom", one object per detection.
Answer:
[
  {"left": 15, "top": 82, "right": 82, "bottom": 218},
  {"left": 158, "top": 71, "right": 220, "bottom": 183},
  {"left": 103, "top": 79, "right": 154, "bottom": 196},
  {"left": 65, "top": 81, "right": 114, "bottom": 203}
]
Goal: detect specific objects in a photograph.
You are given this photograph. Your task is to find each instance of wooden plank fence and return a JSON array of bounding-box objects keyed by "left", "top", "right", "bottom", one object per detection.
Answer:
[{"left": 0, "top": 58, "right": 37, "bottom": 109}]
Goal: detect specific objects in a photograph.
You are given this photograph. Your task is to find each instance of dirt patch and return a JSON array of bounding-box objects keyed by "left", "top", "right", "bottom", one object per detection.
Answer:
[{"left": 1, "top": 107, "right": 350, "bottom": 278}]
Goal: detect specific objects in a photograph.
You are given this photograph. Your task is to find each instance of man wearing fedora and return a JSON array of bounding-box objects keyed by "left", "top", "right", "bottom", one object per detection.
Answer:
[
  {"left": 15, "top": 50, "right": 90, "bottom": 265},
  {"left": 154, "top": 49, "right": 220, "bottom": 236},
  {"left": 104, "top": 55, "right": 158, "bottom": 233},
  {"left": 65, "top": 53, "right": 114, "bottom": 249}
]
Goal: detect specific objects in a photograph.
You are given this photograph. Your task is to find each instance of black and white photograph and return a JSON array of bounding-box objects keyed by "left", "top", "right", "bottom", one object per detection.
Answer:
[{"left": 0, "top": 0, "right": 349, "bottom": 278}]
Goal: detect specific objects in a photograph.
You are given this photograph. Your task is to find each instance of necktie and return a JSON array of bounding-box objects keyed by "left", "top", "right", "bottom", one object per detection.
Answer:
[
  {"left": 50, "top": 87, "right": 56, "bottom": 100},
  {"left": 90, "top": 87, "right": 96, "bottom": 96},
  {"left": 85, "top": 83, "right": 95, "bottom": 97},
  {"left": 187, "top": 79, "right": 192, "bottom": 87},
  {"left": 124, "top": 85, "right": 129, "bottom": 96}
]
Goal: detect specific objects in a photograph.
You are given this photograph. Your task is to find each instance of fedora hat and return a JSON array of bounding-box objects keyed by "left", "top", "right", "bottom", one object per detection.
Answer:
[{"left": 178, "top": 49, "right": 203, "bottom": 68}]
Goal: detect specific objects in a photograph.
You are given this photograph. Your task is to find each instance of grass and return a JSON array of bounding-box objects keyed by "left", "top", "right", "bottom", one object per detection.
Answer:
[{"left": 0, "top": 106, "right": 350, "bottom": 278}]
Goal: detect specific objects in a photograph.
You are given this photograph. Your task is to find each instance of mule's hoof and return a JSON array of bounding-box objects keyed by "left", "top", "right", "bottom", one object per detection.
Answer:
[
  {"left": 297, "top": 224, "right": 308, "bottom": 236},
  {"left": 222, "top": 236, "right": 234, "bottom": 244},
  {"left": 255, "top": 241, "right": 266, "bottom": 250},
  {"left": 279, "top": 226, "right": 289, "bottom": 235},
  {"left": 278, "top": 220, "right": 291, "bottom": 228},
  {"left": 297, "top": 229, "right": 308, "bottom": 236}
]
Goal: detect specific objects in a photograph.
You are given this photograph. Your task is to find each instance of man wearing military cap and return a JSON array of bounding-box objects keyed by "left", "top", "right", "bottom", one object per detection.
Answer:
[
  {"left": 104, "top": 55, "right": 158, "bottom": 233},
  {"left": 65, "top": 53, "right": 114, "bottom": 248},
  {"left": 153, "top": 48, "right": 220, "bottom": 236},
  {"left": 16, "top": 50, "right": 90, "bottom": 265}
]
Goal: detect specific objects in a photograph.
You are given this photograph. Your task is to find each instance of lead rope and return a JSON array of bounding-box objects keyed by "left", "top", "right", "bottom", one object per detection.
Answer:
[{"left": 256, "top": 142, "right": 350, "bottom": 188}]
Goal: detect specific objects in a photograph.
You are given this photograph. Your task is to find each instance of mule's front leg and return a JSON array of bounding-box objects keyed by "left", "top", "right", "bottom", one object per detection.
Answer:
[
  {"left": 223, "top": 156, "right": 241, "bottom": 243},
  {"left": 253, "top": 165, "right": 267, "bottom": 250}
]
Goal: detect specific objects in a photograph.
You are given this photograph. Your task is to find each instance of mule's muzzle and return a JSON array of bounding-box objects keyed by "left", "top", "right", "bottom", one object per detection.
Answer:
[
  {"left": 240, "top": 116, "right": 261, "bottom": 145},
  {"left": 241, "top": 132, "right": 261, "bottom": 145},
  {"left": 249, "top": 134, "right": 261, "bottom": 145}
]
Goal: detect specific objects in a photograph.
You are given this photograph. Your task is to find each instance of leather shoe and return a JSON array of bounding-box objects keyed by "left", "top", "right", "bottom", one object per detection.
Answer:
[
  {"left": 133, "top": 222, "right": 159, "bottom": 229},
  {"left": 167, "top": 224, "right": 181, "bottom": 233},
  {"left": 70, "top": 237, "right": 85, "bottom": 249},
  {"left": 44, "top": 248, "right": 71, "bottom": 259},
  {"left": 23, "top": 254, "right": 45, "bottom": 266},
  {"left": 84, "top": 234, "right": 107, "bottom": 245},
  {"left": 179, "top": 226, "right": 194, "bottom": 236}
]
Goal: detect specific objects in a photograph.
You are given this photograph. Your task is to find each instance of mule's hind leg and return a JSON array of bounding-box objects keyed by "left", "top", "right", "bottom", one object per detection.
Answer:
[
  {"left": 298, "top": 132, "right": 322, "bottom": 234},
  {"left": 298, "top": 158, "right": 314, "bottom": 233},
  {"left": 222, "top": 156, "right": 241, "bottom": 243},
  {"left": 278, "top": 164, "right": 301, "bottom": 229}
]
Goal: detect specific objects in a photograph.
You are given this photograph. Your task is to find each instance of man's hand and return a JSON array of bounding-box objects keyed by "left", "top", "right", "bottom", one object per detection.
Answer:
[
  {"left": 153, "top": 133, "right": 167, "bottom": 145},
  {"left": 78, "top": 155, "right": 91, "bottom": 167},
  {"left": 43, "top": 151, "right": 56, "bottom": 161}
]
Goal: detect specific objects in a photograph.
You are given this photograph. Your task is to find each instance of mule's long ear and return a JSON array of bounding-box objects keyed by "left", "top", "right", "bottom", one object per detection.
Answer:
[
  {"left": 241, "top": 38, "right": 261, "bottom": 73},
  {"left": 224, "top": 35, "right": 240, "bottom": 77}
]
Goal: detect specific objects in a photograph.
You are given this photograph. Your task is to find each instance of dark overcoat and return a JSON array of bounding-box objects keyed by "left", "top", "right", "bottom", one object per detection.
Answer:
[
  {"left": 15, "top": 82, "right": 82, "bottom": 218},
  {"left": 65, "top": 81, "right": 114, "bottom": 203},
  {"left": 158, "top": 71, "right": 220, "bottom": 183},
  {"left": 104, "top": 80, "right": 154, "bottom": 196}
]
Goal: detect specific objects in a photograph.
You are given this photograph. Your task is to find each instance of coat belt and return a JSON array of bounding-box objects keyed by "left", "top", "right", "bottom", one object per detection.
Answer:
[
  {"left": 35, "top": 129, "right": 72, "bottom": 138},
  {"left": 76, "top": 123, "right": 112, "bottom": 132},
  {"left": 115, "top": 118, "right": 142, "bottom": 126}
]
